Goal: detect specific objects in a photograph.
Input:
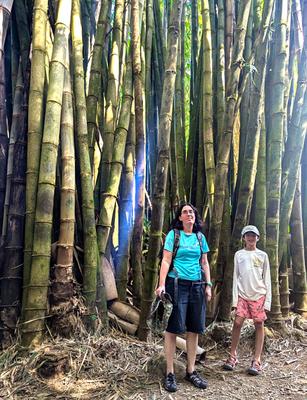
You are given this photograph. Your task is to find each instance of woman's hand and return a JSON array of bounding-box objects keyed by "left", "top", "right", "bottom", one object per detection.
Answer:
[
  {"left": 205, "top": 285, "right": 212, "bottom": 302},
  {"left": 155, "top": 285, "right": 165, "bottom": 297}
]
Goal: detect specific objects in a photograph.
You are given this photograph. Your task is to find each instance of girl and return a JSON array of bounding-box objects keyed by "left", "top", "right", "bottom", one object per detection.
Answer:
[{"left": 223, "top": 225, "right": 271, "bottom": 375}]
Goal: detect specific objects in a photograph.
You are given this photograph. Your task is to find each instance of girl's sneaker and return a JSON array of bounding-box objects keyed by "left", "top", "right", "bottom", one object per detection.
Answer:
[
  {"left": 222, "top": 355, "right": 238, "bottom": 371},
  {"left": 247, "top": 360, "right": 262, "bottom": 375}
]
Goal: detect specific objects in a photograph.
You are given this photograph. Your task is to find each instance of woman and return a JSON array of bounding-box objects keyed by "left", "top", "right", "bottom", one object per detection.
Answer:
[{"left": 156, "top": 203, "right": 212, "bottom": 392}]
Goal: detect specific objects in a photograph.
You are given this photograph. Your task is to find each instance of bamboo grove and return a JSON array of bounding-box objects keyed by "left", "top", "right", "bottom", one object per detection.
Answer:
[{"left": 0, "top": 0, "right": 306, "bottom": 348}]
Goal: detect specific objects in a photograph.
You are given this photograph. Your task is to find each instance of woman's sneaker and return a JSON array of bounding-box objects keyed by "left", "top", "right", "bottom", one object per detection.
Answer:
[
  {"left": 185, "top": 371, "right": 208, "bottom": 389},
  {"left": 164, "top": 372, "right": 177, "bottom": 392}
]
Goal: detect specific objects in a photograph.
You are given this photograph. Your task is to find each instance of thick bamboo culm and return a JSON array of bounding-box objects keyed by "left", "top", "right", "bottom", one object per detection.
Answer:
[
  {"left": 266, "top": 1, "right": 289, "bottom": 323},
  {"left": 51, "top": 65, "right": 75, "bottom": 307},
  {"left": 22, "top": 0, "right": 71, "bottom": 347},
  {"left": 208, "top": 0, "right": 252, "bottom": 279},
  {"left": 23, "top": 0, "right": 48, "bottom": 306},
  {"left": 71, "top": 0, "right": 99, "bottom": 322},
  {"left": 138, "top": 0, "right": 184, "bottom": 341}
]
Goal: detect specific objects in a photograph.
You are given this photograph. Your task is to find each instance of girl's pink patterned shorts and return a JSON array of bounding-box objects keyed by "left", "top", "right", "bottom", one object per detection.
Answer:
[{"left": 236, "top": 295, "right": 267, "bottom": 321}]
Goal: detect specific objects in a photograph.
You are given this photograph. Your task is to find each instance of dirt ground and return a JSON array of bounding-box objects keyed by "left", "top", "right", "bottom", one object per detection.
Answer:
[
  {"left": 145, "top": 338, "right": 307, "bottom": 400},
  {"left": 0, "top": 317, "right": 306, "bottom": 400}
]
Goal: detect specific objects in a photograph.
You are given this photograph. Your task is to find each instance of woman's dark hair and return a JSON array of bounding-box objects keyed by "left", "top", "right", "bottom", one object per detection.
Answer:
[{"left": 170, "top": 203, "right": 203, "bottom": 233}]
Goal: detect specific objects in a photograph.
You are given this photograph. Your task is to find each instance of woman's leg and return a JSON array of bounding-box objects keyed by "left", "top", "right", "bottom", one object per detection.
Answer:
[
  {"left": 254, "top": 320, "right": 264, "bottom": 362},
  {"left": 164, "top": 331, "right": 177, "bottom": 373},
  {"left": 229, "top": 316, "right": 245, "bottom": 357},
  {"left": 186, "top": 332, "right": 198, "bottom": 373}
]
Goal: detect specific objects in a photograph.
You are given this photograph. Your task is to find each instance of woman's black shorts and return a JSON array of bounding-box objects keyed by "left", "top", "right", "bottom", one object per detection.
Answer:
[{"left": 165, "top": 277, "right": 206, "bottom": 334}]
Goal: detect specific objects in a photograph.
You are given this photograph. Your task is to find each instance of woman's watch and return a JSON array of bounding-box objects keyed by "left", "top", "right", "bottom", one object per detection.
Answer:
[{"left": 206, "top": 281, "right": 213, "bottom": 287}]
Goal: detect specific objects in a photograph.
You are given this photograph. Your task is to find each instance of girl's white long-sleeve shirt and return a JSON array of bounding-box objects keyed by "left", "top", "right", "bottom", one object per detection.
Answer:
[{"left": 232, "top": 248, "right": 272, "bottom": 311}]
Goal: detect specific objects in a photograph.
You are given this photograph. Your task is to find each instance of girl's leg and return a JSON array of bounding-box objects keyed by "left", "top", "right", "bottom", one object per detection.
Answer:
[
  {"left": 164, "top": 331, "right": 177, "bottom": 373},
  {"left": 229, "top": 316, "right": 245, "bottom": 357},
  {"left": 186, "top": 332, "right": 198, "bottom": 373},
  {"left": 254, "top": 320, "right": 264, "bottom": 362}
]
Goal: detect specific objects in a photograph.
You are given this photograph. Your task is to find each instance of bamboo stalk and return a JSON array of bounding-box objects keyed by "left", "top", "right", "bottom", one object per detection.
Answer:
[
  {"left": 86, "top": 0, "right": 110, "bottom": 168},
  {"left": 219, "top": 0, "right": 273, "bottom": 318},
  {"left": 138, "top": 0, "right": 183, "bottom": 341},
  {"left": 100, "top": 0, "right": 125, "bottom": 195},
  {"left": 0, "top": 59, "right": 27, "bottom": 346},
  {"left": 97, "top": 59, "right": 133, "bottom": 262},
  {"left": 22, "top": 0, "right": 71, "bottom": 347},
  {"left": 174, "top": 27, "right": 185, "bottom": 204},
  {"left": 0, "top": 0, "right": 14, "bottom": 233},
  {"left": 71, "top": 0, "right": 100, "bottom": 325},
  {"left": 2, "top": 64, "right": 23, "bottom": 238},
  {"left": 266, "top": 0, "right": 289, "bottom": 324},
  {"left": 216, "top": 0, "right": 225, "bottom": 147},
  {"left": 290, "top": 171, "right": 307, "bottom": 317},
  {"left": 225, "top": 0, "right": 234, "bottom": 89},
  {"left": 50, "top": 65, "right": 75, "bottom": 308},
  {"left": 279, "top": 243, "right": 290, "bottom": 318},
  {"left": 185, "top": 0, "right": 198, "bottom": 198},
  {"left": 131, "top": 0, "right": 146, "bottom": 308},
  {"left": 201, "top": 0, "right": 215, "bottom": 216},
  {"left": 117, "top": 105, "right": 135, "bottom": 301},
  {"left": 254, "top": 115, "right": 267, "bottom": 249},
  {"left": 232, "top": 0, "right": 274, "bottom": 240},
  {"left": 13, "top": 0, "right": 31, "bottom": 80},
  {"left": 208, "top": 0, "right": 252, "bottom": 279},
  {"left": 278, "top": 2, "right": 307, "bottom": 265},
  {"left": 23, "top": 0, "right": 48, "bottom": 310}
]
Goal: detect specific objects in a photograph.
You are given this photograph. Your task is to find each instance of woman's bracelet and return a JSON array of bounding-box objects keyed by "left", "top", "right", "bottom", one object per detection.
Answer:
[{"left": 206, "top": 281, "right": 213, "bottom": 287}]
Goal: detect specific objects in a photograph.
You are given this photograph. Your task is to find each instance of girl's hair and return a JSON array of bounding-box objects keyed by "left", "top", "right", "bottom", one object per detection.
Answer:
[{"left": 170, "top": 203, "right": 203, "bottom": 233}]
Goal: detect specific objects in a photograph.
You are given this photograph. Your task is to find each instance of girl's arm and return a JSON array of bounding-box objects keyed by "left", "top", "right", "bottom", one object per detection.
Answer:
[
  {"left": 232, "top": 253, "right": 239, "bottom": 308},
  {"left": 263, "top": 254, "right": 272, "bottom": 311}
]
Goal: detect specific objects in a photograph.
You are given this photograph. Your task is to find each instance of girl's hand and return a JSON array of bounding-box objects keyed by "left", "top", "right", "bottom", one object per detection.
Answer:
[
  {"left": 205, "top": 285, "right": 212, "bottom": 302},
  {"left": 155, "top": 285, "right": 165, "bottom": 297}
]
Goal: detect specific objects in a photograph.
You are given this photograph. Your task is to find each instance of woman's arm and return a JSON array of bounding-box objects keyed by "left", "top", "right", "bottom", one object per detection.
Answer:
[
  {"left": 156, "top": 249, "right": 173, "bottom": 297},
  {"left": 201, "top": 253, "right": 212, "bottom": 301},
  {"left": 201, "top": 253, "right": 211, "bottom": 282}
]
